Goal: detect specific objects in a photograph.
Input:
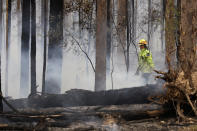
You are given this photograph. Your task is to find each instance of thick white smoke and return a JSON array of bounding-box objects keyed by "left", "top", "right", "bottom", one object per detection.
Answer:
[{"left": 1, "top": 0, "right": 165, "bottom": 99}]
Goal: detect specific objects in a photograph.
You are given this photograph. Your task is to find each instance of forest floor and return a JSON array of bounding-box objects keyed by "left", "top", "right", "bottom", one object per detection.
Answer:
[
  {"left": 1, "top": 107, "right": 197, "bottom": 131},
  {"left": 1, "top": 86, "right": 197, "bottom": 130},
  {"left": 50, "top": 117, "right": 197, "bottom": 131}
]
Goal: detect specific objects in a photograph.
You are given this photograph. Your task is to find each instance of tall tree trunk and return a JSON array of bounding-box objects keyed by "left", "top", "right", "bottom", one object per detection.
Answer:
[
  {"left": 78, "top": 0, "right": 83, "bottom": 34},
  {"left": 106, "top": 0, "right": 111, "bottom": 75},
  {"left": 117, "top": 0, "right": 127, "bottom": 71},
  {"left": 95, "top": 0, "right": 107, "bottom": 91},
  {"left": 165, "top": 0, "right": 177, "bottom": 69},
  {"left": 178, "top": 0, "right": 197, "bottom": 80},
  {"left": 5, "top": 0, "right": 11, "bottom": 97},
  {"left": 159, "top": 0, "right": 197, "bottom": 118},
  {"left": 117, "top": 0, "right": 126, "bottom": 46},
  {"left": 42, "top": 0, "right": 48, "bottom": 94},
  {"left": 0, "top": 0, "right": 3, "bottom": 112},
  {"left": 131, "top": 0, "right": 137, "bottom": 53},
  {"left": 20, "top": 0, "right": 31, "bottom": 97},
  {"left": 0, "top": 0, "right": 2, "bottom": 51},
  {"left": 0, "top": 57, "right": 2, "bottom": 112},
  {"left": 161, "top": 0, "right": 166, "bottom": 51},
  {"left": 126, "top": 0, "right": 130, "bottom": 72},
  {"left": 46, "top": 0, "right": 63, "bottom": 94},
  {"left": 30, "top": 0, "right": 36, "bottom": 96}
]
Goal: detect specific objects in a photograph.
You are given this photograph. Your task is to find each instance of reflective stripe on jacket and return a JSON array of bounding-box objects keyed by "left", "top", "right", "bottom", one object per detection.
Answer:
[{"left": 138, "top": 48, "right": 154, "bottom": 73}]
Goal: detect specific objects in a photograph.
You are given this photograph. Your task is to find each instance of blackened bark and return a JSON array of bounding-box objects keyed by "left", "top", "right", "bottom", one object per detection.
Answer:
[
  {"left": 131, "top": 0, "right": 137, "bottom": 50},
  {"left": 106, "top": 0, "right": 111, "bottom": 75},
  {"left": 126, "top": 0, "right": 130, "bottom": 72},
  {"left": 161, "top": 0, "right": 165, "bottom": 51},
  {"left": 117, "top": 0, "right": 127, "bottom": 47},
  {"left": 0, "top": 0, "right": 2, "bottom": 50},
  {"left": 175, "top": 0, "right": 181, "bottom": 63},
  {"left": 0, "top": 60, "right": 2, "bottom": 112},
  {"left": 46, "top": 0, "right": 63, "bottom": 94},
  {"left": 30, "top": 0, "right": 36, "bottom": 96},
  {"left": 0, "top": 1, "right": 3, "bottom": 112},
  {"left": 42, "top": 0, "right": 48, "bottom": 94},
  {"left": 95, "top": 0, "right": 107, "bottom": 91},
  {"left": 20, "top": 0, "right": 31, "bottom": 97},
  {"left": 78, "top": 0, "right": 83, "bottom": 32},
  {"left": 117, "top": 0, "right": 127, "bottom": 71}
]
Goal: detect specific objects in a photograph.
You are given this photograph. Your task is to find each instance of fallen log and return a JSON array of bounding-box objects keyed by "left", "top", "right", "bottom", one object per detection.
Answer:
[
  {"left": 4, "top": 85, "right": 164, "bottom": 111},
  {"left": 1, "top": 104, "right": 166, "bottom": 123}
]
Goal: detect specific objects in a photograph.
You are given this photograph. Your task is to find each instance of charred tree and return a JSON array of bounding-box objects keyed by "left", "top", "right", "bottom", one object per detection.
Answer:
[
  {"left": 30, "top": 0, "right": 36, "bottom": 96},
  {"left": 0, "top": 0, "right": 2, "bottom": 50},
  {"left": 165, "top": 0, "right": 177, "bottom": 68},
  {"left": 130, "top": 0, "right": 137, "bottom": 58},
  {"left": 126, "top": 0, "right": 131, "bottom": 72},
  {"left": 106, "top": 0, "right": 111, "bottom": 75},
  {"left": 0, "top": 58, "right": 2, "bottom": 112},
  {"left": 155, "top": 0, "right": 197, "bottom": 119},
  {"left": 20, "top": 0, "right": 31, "bottom": 97},
  {"left": 95, "top": 0, "right": 107, "bottom": 91},
  {"left": 117, "top": 0, "right": 127, "bottom": 47},
  {"left": 41, "top": 0, "right": 48, "bottom": 95},
  {"left": 46, "top": 0, "right": 63, "bottom": 94},
  {"left": 117, "top": 0, "right": 127, "bottom": 71},
  {"left": 5, "top": 0, "right": 11, "bottom": 97},
  {"left": 17, "top": 0, "right": 21, "bottom": 46},
  {"left": 0, "top": 0, "right": 3, "bottom": 112},
  {"left": 160, "top": 0, "right": 166, "bottom": 51}
]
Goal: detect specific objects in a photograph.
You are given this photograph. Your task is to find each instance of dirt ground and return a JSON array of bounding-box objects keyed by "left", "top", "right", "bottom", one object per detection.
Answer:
[{"left": 47, "top": 117, "right": 197, "bottom": 131}]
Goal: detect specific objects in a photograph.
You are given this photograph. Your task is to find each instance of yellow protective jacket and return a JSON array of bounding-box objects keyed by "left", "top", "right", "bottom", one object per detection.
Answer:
[{"left": 138, "top": 48, "right": 154, "bottom": 73}]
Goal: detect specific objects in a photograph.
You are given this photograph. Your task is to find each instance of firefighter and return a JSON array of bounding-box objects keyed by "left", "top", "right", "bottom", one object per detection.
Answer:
[{"left": 135, "top": 39, "right": 155, "bottom": 85}]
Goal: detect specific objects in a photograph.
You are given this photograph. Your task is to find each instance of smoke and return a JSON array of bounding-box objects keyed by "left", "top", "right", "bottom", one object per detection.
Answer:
[{"left": 0, "top": 0, "right": 166, "bottom": 99}]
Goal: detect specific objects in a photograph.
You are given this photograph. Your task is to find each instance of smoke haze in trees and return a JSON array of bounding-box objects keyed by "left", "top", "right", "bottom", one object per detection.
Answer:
[{"left": 0, "top": 0, "right": 165, "bottom": 98}]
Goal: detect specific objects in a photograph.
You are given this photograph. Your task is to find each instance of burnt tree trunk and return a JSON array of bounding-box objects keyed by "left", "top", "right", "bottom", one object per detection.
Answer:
[
  {"left": 42, "top": 0, "right": 48, "bottom": 95},
  {"left": 178, "top": 0, "right": 197, "bottom": 85},
  {"left": 126, "top": 0, "right": 131, "bottom": 72},
  {"left": 0, "top": 57, "right": 2, "bottom": 112},
  {"left": 156, "top": 0, "right": 197, "bottom": 119},
  {"left": 117, "top": 0, "right": 127, "bottom": 71},
  {"left": 165, "top": 0, "right": 177, "bottom": 69},
  {"left": 106, "top": 0, "right": 111, "bottom": 75},
  {"left": 0, "top": 0, "right": 2, "bottom": 50},
  {"left": 46, "top": 0, "right": 63, "bottom": 94},
  {"left": 0, "top": 0, "right": 3, "bottom": 112},
  {"left": 130, "top": 0, "right": 137, "bottom": 55},
  {"left": 20, "top": 0, "right": 31, "bottom": 97},
  {"left": 95, "top": 0, "right": 107, "bottom": 91},
  {"left": 30, "top": 0, "right": 36, "bottom": 96},
  {"left": 160, "top": 0, "right": 166, "bottom": 51}
]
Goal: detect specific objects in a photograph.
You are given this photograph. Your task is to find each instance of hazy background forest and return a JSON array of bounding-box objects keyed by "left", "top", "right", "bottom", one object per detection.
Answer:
[{"left": 0, "top": 0, "right": 166, "bottom": 99}]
